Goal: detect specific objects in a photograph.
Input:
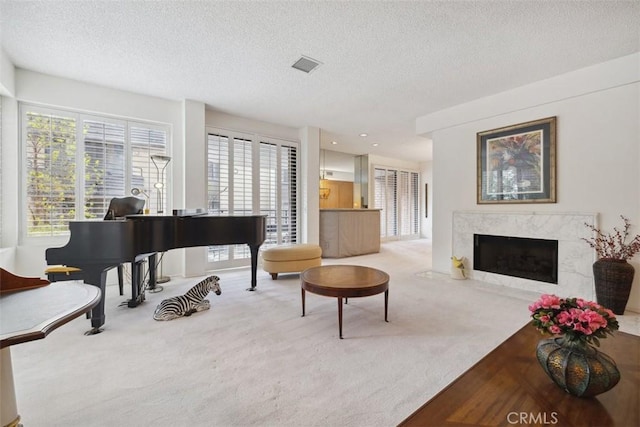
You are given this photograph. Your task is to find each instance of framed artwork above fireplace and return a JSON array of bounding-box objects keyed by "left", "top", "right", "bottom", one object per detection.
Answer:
[{"left": 477, "top": 116, "right": 556, "bottom": 204}]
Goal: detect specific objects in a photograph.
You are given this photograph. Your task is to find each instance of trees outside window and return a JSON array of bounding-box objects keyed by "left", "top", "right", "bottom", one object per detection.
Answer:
[{"left": 21, "top": 104, "right": 169, "bottom": 240}]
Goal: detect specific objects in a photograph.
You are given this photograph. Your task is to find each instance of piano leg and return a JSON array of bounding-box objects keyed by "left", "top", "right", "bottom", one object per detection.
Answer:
[
  {"left": 128, "top": 261, "right": 145, "bottom": 308},
  {"left": 247, "top": 244, "right": 260, "bottom": 291},
  {"left": 147, "top": 253, "right": 158, "bottom": 291},
  {"left": 81, "top": 267, "right": 109, "bottom": 335}
]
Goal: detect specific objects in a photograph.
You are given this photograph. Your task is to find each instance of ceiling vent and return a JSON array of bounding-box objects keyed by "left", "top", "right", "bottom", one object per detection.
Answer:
[{"left": 292, "top": 56, "right": 322, "bottom": 74}]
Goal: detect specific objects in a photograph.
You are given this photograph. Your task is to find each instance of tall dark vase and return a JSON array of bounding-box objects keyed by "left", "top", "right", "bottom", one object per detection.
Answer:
[{"left": 592, "top": 259, "right": 634, "bottom": 315}]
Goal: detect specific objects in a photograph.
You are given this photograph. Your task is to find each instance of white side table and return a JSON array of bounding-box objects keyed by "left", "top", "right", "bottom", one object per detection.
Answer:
[{"left": 0, "top": 281, "right": 100, "bottom": 427}]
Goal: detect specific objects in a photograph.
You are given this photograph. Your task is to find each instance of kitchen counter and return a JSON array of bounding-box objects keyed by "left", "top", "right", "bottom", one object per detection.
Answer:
[{"left": 319, "top": 209, "right": 381, "bottom": 258}]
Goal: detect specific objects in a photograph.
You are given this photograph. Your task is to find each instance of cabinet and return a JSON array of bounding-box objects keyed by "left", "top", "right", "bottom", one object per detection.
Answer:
[
  {"left": 319, "top": 209, "right": 381, "bottom": 258},
  {"left": 319, "top": 180, "right": 354, "bottom": 209}
]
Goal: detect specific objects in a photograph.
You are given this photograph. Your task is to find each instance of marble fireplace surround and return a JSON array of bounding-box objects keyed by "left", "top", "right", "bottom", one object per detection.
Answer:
[{"left": 452, "top": 211, "right": 597, "bottom": 299}]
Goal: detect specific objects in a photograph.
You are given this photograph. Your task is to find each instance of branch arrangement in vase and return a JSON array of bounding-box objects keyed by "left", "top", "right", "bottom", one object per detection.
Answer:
[{"left": 583, "top": 215, "right": 640, "bottom": 260}]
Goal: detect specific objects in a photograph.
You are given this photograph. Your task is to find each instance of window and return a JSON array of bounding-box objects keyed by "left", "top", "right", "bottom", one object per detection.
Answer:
[
  {"left": 259, "top": 140, "right": 298, "bottom": 245},
  {"left": 207, "top": 128, "right": 298, "bottom": 268},
  {"left": 374, "top": 166, "right": 419, "bottom": 239},
  {"left": 21, "top": 104, "right": 169, "bottom": 240}
]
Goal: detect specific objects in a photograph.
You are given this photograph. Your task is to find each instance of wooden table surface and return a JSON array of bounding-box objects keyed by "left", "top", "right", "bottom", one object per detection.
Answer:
[
  {"left": 300, "top": 265, "right": 389, "bottom": 338},
  {"left": 398, "top": 324, "right": 639, "bottom": 427},
  {"left": 300, "top": 265, "right": 389, "bottom": 297}
]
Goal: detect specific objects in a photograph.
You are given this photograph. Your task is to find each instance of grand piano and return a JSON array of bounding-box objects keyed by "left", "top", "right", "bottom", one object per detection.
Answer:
[{"left": 46, "top": 212, "right": 266, "bottom": 334}]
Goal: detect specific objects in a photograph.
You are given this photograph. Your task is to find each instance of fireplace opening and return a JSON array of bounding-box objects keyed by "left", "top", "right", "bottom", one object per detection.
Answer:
[{"left": 474, "top": 234, "right": 558, "bottom": 284}]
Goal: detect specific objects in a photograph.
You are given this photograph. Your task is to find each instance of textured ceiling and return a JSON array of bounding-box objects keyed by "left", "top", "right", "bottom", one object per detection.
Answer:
[{"left": 1, "top": 1, "right": 639, "bottom": 162}]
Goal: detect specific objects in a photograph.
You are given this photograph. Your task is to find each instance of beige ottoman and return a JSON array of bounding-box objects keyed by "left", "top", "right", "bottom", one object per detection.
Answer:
[{"left": 262, "top": 244, "right": 322, "bottom": 280}]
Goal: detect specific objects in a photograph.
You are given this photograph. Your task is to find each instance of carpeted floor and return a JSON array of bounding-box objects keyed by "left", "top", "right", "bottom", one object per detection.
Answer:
[{"left": 10, "top": 239, "right": 640, "bottom": 426}]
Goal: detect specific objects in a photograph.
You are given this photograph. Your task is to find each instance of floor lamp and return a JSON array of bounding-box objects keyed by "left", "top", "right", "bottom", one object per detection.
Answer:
[{"left": 151, "top": 154, "right": 172, "bottom": 285}]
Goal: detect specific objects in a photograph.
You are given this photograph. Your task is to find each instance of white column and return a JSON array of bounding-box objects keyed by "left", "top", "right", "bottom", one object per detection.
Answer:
[{"left": 299, "top": 127, "right": 320, "bottom": 244}]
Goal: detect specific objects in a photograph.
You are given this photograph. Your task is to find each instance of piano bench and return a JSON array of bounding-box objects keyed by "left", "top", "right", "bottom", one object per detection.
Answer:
[
  {"left": 262, "top": 244, "right": 322, "bottom": 280},
  {"left": 45, "top": 265, "right": 82, "bottom": 282}
]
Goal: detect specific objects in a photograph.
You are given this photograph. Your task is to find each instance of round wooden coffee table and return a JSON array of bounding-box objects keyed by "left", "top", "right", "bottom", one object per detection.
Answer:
[{"left": 300, "top": 265, "right": 389, "bottom": 339}]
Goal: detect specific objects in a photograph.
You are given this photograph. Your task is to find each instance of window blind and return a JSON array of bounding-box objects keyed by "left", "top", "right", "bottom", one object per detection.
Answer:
[
  {"left": 207, "top": 133, "right": 230, "bottom": 262},
  {"left": 24, "top": 109, "right": 78, "bottom": 236},
  {"left": 280, "top": 144, "right": 298, "bottom": 244},
  {"left": 206, "top": 128, "right": 299, "bottom": 267},
  {"left": 232, "top": 137, "right": 253, "bottom": 258},
  {"left": 259, "top": 141, "right": 298, "bottom": 246},
  {"left": 83, "top": 119, "right": 126, "bottom": 219},
  {"left": 21, "top": 104, "right": 169, "bottom": 239},
  {"left": 131, "top": 125, "right": 168, "bottom": 214},
  {"left": 374, "top": 166, "right": 419, "bottom": 239}
]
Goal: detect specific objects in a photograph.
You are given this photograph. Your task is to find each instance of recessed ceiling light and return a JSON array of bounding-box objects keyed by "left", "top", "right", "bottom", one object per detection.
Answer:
[
  {"left": 372, "top": 143, "right": 379, "bottom": 147},
  {"left": 331, "top": 141, "right": 338, "bottom": 145},
  {"left": 359, "top": 133, "right": 368, "bottom": 137}
]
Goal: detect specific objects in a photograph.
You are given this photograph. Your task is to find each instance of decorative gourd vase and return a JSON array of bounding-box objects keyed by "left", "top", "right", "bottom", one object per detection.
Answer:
[
  {"left": 536, "top": 336, "right": 620, "bottom": 397},
  {"left": 592, "top": 259, "right": 634, "bottom": 315}
]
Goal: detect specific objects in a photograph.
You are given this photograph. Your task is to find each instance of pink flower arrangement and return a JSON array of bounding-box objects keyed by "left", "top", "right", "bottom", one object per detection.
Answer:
[{"left": 529, "top": 294, "right": 619, "bottom": 346}]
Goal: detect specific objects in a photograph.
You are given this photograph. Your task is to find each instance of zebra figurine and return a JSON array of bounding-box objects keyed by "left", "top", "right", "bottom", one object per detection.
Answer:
[{"left": 153, "top": 275, "right": 222, "bottom": 321}]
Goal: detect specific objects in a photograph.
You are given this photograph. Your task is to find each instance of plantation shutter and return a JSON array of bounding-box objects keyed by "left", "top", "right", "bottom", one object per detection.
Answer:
[
  {"left": 21, "top": 104, "right": 170, "bottom": 239},
  {"left": 83, "top": 122, "right": 168, "bottom": 219},
  {"left": 206, "top": 128, "right": 299, "bottom": 266},
  {"left": 374, "top": 166, "right": 419, "bottom": 239},
  {"left": 259, "top": 140, "right": 298, "bottom": 246},
  {"left": 83, "top": 119, "right": 126, "bottom": 219},
  {"left": 207, "top": 134, "right": 230, "bottom": 216},
  {"left": 410, "top": 171, "right": 419, "bottom": 234},
  {"left": 24, "top": 108, "right": 77, "bottom": 236},
  {"left": 397, "top": 171, "right": 420, "bottom": 236},
  {"left": 131, "top": 125, "right": 168, "bottom": 214},
  {"left": 207, "top": 133, "right": 230, "bottom": 262},
  {"left": 259, "top": 142, "right": 278, "bottom": 244},
  {"left": 233, "top": 137, "right": 253, "bottom": 216},
  {"left": 386, "top": 169, "right": 398, "bottom": 237},
  {"left": 281, "top": 144, "right": 298, "bottom": 244},
  {"left": 374, "top": 168, "right": 386, "bottom": 237},
  {"left": 232, "top": 137, "right": 253, "bottom": 259}
]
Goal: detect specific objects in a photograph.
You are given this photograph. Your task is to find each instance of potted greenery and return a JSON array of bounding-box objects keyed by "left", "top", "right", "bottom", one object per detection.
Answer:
[{"left": 583, "top": 215, "right": 640, "bottom": 314}]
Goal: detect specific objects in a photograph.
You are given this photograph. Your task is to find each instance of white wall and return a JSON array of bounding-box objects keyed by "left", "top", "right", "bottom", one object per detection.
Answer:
[
  {"left": 0, "top": 47, "right": 15, "bottom": 96},
  {"left": 206, "top": 110, "right": 299, "bottom": 141},
  {"left": 417, "top": 53, "right": 640, "bottom": 312}
]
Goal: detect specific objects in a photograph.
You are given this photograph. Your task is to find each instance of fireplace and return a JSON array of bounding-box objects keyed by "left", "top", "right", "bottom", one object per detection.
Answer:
[
  {"left": 452, "top": 211, "right": 596, "bottom": 298},
  {"left": 474, "top": 234, "right": 558, "bottom": 284}
]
